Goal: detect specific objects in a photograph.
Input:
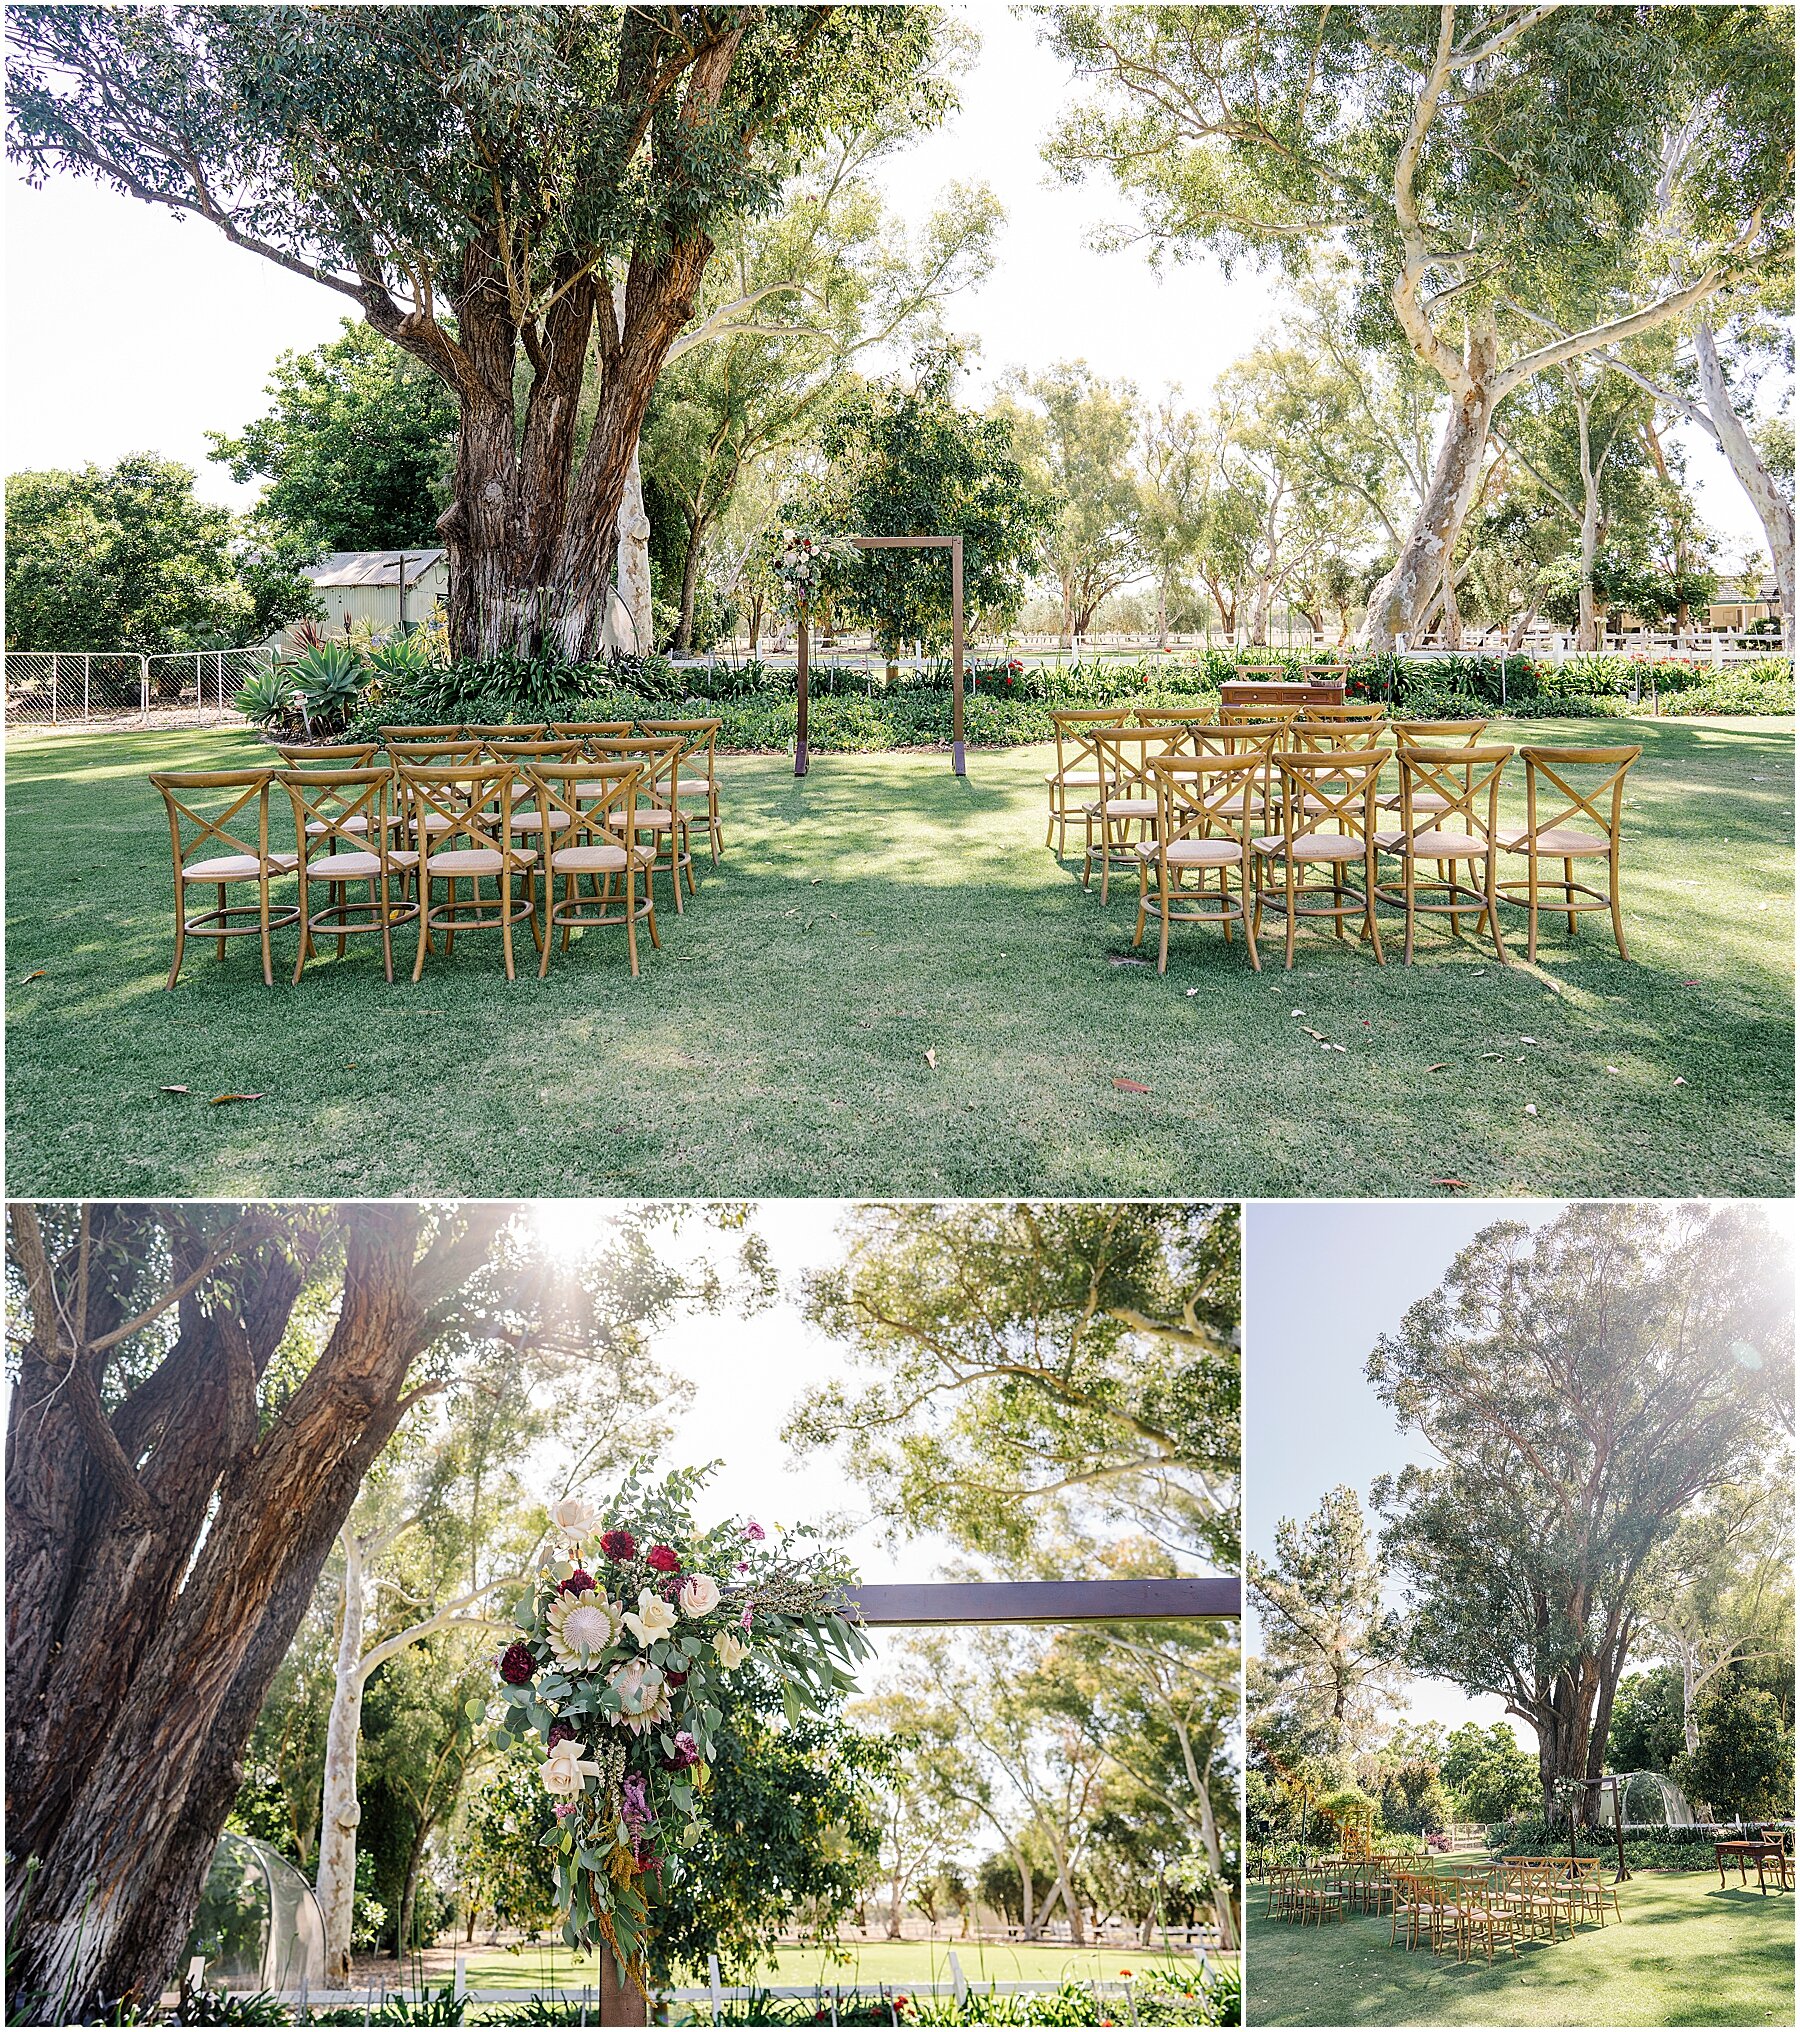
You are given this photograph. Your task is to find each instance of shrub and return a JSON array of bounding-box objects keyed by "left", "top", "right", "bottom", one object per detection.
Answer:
[{"left": 234, "top": 663, "right": 302, "bottom": 729}]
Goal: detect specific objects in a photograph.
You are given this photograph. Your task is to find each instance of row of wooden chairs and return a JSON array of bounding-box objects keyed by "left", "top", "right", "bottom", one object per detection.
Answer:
[
  {"left": 1066, "top": 717, "right": 1639, "bottom": 973},
  {"left": 149, "top": 754, "right": 696, "bottom": 987}
]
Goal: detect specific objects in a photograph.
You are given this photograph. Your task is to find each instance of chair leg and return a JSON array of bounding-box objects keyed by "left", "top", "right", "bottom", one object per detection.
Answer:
[
  {"left": 292, "top": 877, "right": 311, "bottom": 987},
  {"left": 500, "top": 872, "right": 516, "bottom": 981},
  {"left": 1284, "top": 863, "right": 1297, "bottom": 970},
  {"left": 168, "top": 886, "right": 187, "bottom": 990},
  {"left": 539, "top": 872, "right": 556, "bottom": 979},
  {"left": 1527, "top": 856, "right": 1540, "bottom": 963},
  {"left": 378, "top": 873, "right": 395, "bottom": 984},
  {"left": 1133, "top": 860, "right": 1149, "bottom": 949},
  {"left": 1365, "top": 849, "right": 1385, "bottom": 965},
  {"left": 1242, "top": 863, "right": 1261, "bottom": 972},
  {"left": 259, "top": 877, "right": 274, "bottom": 988},
  {"left": 412, "top": 876, "right": 432, "bottom": 983},
  {"left": 1565, "top": 856, "right": 1577, "bottom": 934},
  {"left": 625, "top": 868, "right": 640, "bottom": 977},
  {"left": 1485, "top": 850, "right": 1508, "bottom": 963},
  {"left": 1157, "top": 864, "right": 1170, "bottom": 975},
  {"left": 1608, "top": 855, "right": 1629, "bottom": 959}
]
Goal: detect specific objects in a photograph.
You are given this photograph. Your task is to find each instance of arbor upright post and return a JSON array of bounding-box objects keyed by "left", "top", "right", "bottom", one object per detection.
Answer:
[
  {"left": 951, "top": 533, "right": 965, "bottom": 775},
  {"left": 795, "top": 607, "right": 810, "bottom": 777}
]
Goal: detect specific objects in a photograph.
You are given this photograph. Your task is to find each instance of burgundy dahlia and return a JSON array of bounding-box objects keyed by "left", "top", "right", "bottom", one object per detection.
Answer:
[
  {"left": 599, "top": 1528, "right": 637, "bottom": 1562},
  {"left": 665, "top": 1668, "right": 689, "bottom": 1688},
  {"left": 498, "top": 1641, "right": 535, "bottom": 1686},
  {"left": 559, "top": 1568, "right": 595, "bottom": 1596},
  {"left": 645, "top": 1544, "right": 681, "bottom": 1573},
  {"left": 547, "top": 1720, "right": 576, "bottom": 1748}
]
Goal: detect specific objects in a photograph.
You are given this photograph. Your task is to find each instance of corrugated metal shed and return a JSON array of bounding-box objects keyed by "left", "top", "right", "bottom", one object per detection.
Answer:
[
  {"left": 306, "top": 550, "right": 446, "bottom": 588},
  {"left": 301, "top": 550, "right": 449, "bottom": 632}
]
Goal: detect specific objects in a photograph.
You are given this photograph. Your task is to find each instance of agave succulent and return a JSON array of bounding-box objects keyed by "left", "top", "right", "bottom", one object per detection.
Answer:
[
  {"left": 284, "top": 641, "right": 368, "bottom": 732},
  {"left": 234, "top": 664, "right": 302, "bottom": 727}
]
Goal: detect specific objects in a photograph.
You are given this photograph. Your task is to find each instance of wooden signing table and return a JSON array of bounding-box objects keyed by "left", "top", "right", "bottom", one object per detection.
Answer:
[
  {"left": 1714, "top": 1838, "right": 1792, "bottom": 1894},
  {"left": 1219, "top": 674, "right": 1349, "bottom": 709}
]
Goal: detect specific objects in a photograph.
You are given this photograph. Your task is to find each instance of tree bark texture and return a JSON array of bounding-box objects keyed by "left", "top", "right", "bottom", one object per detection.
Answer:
[
  {"left": 4, "top": 1204, "right": 505, "bottom": 2021},
  {"left": 316, "top": 1535, "right": 370, "bottom": 1987},
  {"left": 1692, "top": 320, "right": 1795, "bottom": 649}
]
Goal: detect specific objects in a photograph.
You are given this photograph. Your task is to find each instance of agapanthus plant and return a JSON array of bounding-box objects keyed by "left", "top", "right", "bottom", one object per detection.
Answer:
[{"left": 488, "top": 1464, "right": 870, "bottom": 1992}]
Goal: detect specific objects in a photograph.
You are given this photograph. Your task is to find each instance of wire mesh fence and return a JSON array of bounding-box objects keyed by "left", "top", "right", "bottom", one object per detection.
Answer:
[{"left": 4, "top": 647, "right": 274, "bottom": 733}]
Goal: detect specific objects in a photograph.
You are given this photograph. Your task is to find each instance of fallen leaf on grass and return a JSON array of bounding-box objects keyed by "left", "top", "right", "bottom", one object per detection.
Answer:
[
  {"left": 1431, "top": 1177, "right": 1469, "bottom": 1192},
  {"left": 1185, "top": 987, "right": 1200, "bottom": 998},
  {"left": 210, "top": 1092, "right": 265, "bottom": 1106},
  {"left": 1524, "top": 1103, "right": 1538, "bottom": 1116},
  {"left": 20, "top": 969, "right": 46, "bottom": 982},
  {"left": 1425, "top": 1063, "right": 1449, "bottom": 1073},
  {"left": 159, "top": 1084, "right": 190, "bottom": 1094},
  {"left": 1605, "top": 1065, "right": 1623, "bottom": 1075},
  {"left": 1673, "top": 1075, "right": 1687, "bottom": 1086},
  {"left": 1113, "top": 1078, "right": 1151, "bottom": 1094},
  {"left": 924, "top": 1049, "right": 937, "bottom": 1070},
  {"left": 1106, "top": 952, "right": 1151, "bottom": 968}
]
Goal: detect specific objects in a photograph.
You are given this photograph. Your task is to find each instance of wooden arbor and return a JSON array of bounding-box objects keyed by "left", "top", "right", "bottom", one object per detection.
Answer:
[{"left": 795, "top": 533, "right": 965, "bottom": 778}]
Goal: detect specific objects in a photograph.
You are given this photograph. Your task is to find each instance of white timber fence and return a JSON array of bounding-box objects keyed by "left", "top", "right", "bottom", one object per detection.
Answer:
[{"left": 4, "top": 646, "right": 274, "bottom": 732}]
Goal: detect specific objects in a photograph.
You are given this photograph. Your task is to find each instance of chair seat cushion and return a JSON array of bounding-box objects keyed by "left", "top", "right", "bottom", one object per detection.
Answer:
[
  {"left": 507, "top": 811, "right": 572, "bottom": 831},
  {"left": 302, "top": 850, "right": 420, "bottom": 880},
  {"left": 425, "top": 847, "right": 537, "bottom": 874},
  {"left": 550, "top": 843, "right": 657, "bottom": 874},
  {"left": 1377, "top": 791, "right": 1451, "bottom": 812},
  {"left": 634, "top": 809, "right": 677, "bottom": 830},
  {"left": 1252, "top": 832, "right": 1369, "bottom": 861},
  {"left": 1375, "top": 829, "right": 1489, "bottom": 858},
  {"left": 183, "top": 852, "right": 298, "bottom": 881},
  {"left": 1045, "top": 771, "right": 1103, "bottom": 786},
  {"left": 1137, "top": 838, "right": 1244, "bottom": 866},
  {"left": 1504, "top": 827, "right": 1610, "bottom": 856},
  {"left": 1098, "top": 797, "right": 1157, "bottom": 819}
]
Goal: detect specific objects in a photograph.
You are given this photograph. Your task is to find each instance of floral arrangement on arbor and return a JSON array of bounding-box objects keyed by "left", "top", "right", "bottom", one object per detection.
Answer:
[
  {"left": 488, "top": 1465, "right": 870, "bottom": 1989},
  {"left": 771, "top": 528, "right": 859, "bottom": 613}
]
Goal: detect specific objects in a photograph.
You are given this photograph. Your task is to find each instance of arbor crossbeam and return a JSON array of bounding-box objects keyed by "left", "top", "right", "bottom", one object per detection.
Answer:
[{"left": 842, "top": 1576, "right": 1240, "bottom": 1627}]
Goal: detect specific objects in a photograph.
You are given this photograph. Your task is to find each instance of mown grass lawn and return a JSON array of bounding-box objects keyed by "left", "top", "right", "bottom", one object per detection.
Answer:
[
  {"left": 449, "top": 1938, "right": 1193, "bottom": 1994},
  {"left": 4, "top": 716, "right": 1791, "bottom": 1199},
  {"left": 1245, "top": 1869, "right": 1795, "bottom": 2026}
]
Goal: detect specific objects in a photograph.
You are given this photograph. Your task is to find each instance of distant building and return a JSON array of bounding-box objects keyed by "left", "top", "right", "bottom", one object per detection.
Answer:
[
  {"left": 1706, "top": 575, "right": 1782, "bottom": 632},
  {"left": 299, "top": 549, "right": 448, "bottom": 635}
]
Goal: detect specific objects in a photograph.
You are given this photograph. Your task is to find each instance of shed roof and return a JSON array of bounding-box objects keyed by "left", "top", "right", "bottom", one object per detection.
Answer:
[{"left": 306, "top": 549, "right": 446, "bottom": 588}]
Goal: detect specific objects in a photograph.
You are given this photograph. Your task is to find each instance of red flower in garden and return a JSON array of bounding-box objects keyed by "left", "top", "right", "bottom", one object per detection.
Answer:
[
  {"left": 498, "top": 1641, "right": 535, "bottom": 1685},
  {"left": 646, "top": 1544, "right": 681, "bottom": 1572},
  {"left": 599, "top": 1529, "right": 636, "bottom": 1562},
  {"left": 560, "top": 1568, "right": 594, "bottom": 1595}
]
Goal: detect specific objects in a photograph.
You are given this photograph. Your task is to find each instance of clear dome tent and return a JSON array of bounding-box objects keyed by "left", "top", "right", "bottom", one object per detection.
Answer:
[
  {"left": 1595, "top": 1771, "right": 1696, "bottom": 1829},
  {"left": 183, "top": 1831, "right": 325, "bottom": 1992}
]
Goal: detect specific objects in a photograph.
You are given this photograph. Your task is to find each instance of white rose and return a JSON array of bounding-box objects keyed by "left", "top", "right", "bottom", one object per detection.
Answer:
[
  {"left": 678, "top": 1574, "right": 721, "bottom": 1618},
  {"left": 548, "top": 1494, "right": 602, "bottom": 1542},
  {"left": 542, "top": 1739, "right": 596, "bottom": 1798},
  {"left": 623, "top": 1587, "right": 677, "bottom": 1646},
  {"left": 714, "top": 1630, "right": 750, "bottom": 1670}
]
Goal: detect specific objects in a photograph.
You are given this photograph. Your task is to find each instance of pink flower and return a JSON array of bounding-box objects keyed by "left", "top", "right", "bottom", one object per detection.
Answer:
[
  {"left": 553, "top": 1802, "right": 576, "bottom": 1821},
  {"left": 740, "top": 1603, "right": 755, "bottom": 1632},
  {"left": 743, "top": 1521, "right": 766, "bottom": 1541}
]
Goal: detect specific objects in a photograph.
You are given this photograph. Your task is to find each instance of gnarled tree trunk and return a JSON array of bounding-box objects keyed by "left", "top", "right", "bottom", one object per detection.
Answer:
[
  {"left": 316, "top": 1535, "right": 370, "bottom": 1986},
  {"left": 1693, "top": 320, "right": 1795, "bottom": 649}
]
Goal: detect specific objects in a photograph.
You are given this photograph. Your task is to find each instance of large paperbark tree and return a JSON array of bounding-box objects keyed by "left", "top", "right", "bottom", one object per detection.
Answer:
[
  {"left": 1366, "top": 1203, "right": 1792, "bottom": 1822},
  {"left": 1, "top": 1201, "right": 711, "bottom": 2019},
  {"left": 5, "top": 5, "right": 948, "bottom": 662},
  {"left": 1039, "top": 4, "right": 1794, "bottom": 647}
]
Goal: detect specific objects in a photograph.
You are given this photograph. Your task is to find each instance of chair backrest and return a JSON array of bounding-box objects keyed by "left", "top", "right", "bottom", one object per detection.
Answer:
[
  {"left": 485, "top": 737, "right": 584, "bottom": 768},
  {"left": 1517, "top": 745, "right": 1641, "bottom": 847},
  {"left": 1291, "top": 718, "right": 1386, "bottom": 752},
  {"left": 640, "top": 718, "right": 721, "bottom": 783},
  {"left": 1190, "top": 722, "right": 1283, "bottom": 760},
  {"left": 1303, "top": 700, "right": 1387, "bottom": 722},
  {"left": 1393, "top": 743, "right": 1514, "bottom": 839},
  {"left": 273, "top": 741, "right": 380, "bottom": 767},
  {"left": 386, "top": 737, "right": 482, "bottom": 765},
  {"left": 280, "top": 767, "right": 402, "bottom": 864},
  {"left": 1091, "top": 723, "right": 1180, "bottom": 798},
  {"left": 463, "top": 721, "right": 549, "bottom": 742},
  {"left": 1271, "top": 751, "right": 1386, "bottom": 838},
  {"left": 528, "top": 759, "right": 641, "bottom": 851},
  {"left": 584, "top": 734, "right": 684, "bottom": 799},
  {"left": 1148, "top": 754, "right": 1266, "bottom": 847},
  {"left": 1393, "top": 717, "right": 1488, "bottom": 744},
  {"left": 1049, "top": 707, "right": 1127, "bottom": 782},
  {"left": 378, "top": 723, "right": 462, "bottom": 742},
  {"left": 1220, "top": 702, "right": 1304, "bottom": 726},
  {"left": 397, "top": 765, "right": 517, "bottom": 856},
  {"left": 1232, "top": 663, "right": 1288, "bottom": 680},
  {"left": 149, "top": 769, "right": 274, "bottom": 870},
  {"left": 550, "top": 720, "right": 635, "bottom": 745},
  {"left": 1135, "top": 706, "right": 1218, "bottom": 727}
]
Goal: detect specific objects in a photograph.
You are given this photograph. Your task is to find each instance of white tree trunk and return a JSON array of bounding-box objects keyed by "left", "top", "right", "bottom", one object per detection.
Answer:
[
  {"left": 615, "top": 433, "right": 655, "bottom": 656},
  {"left": 1693, "top": 320, "right": 1795, "bottom": 649},
  {"left": 1360, "top": 343, "right": 1497, "bottom": 649},
  {"left": 316, "top": 1536, "right": 369, "bottom": 1987}
]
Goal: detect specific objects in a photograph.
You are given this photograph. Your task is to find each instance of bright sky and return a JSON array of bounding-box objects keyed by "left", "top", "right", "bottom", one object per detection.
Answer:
[
  {"left": 0, "top": 2, "right": 1767, "bottom": 561},
  {"left": 1243, "top": 1200, "right": 1570, "bottom": 1746}
]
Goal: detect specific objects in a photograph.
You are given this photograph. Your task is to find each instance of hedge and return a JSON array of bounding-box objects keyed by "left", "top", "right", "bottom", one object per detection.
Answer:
[
  {"left": 345, "top": 648, "right": 1793, "bottom": 753},
  {"left": 1484, "top": 1816, "right": 1749, "bottom": 1873}
]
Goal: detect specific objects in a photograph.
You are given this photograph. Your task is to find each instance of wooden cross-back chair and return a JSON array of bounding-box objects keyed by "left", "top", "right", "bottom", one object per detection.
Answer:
[
  {"left": 583, "top": 735, "right": 694, "bottom": 909},
  {"left": 641, "top": 717, "right": 725, "bottom": 866},
  {"left": 148, "top": 768, "right": 299, "bottom": 988},
  {"left": 1045, "top": 707, "right": 1127, "bottom": 854},
  {"left": 550, "top": 719, "right": 634, "bottom": 744},
  {"left": 483, "top": 739, "right": 584, "bottom": 850},
  {"left": 280, "top": 767, "right": 420, "bottom": 983},
  {"left": 1377, "top": 743, "right": 1513, "bottom": 964},
  {"left": 1302, "top": 700, "right": 1387, "bottom": 722},
  {"left": 528, "top": 760, "right": 659, "bottom": 977},
  {"left": 397, "top": 765, "right": 540, "bottom": 981},
  {"left": 463, "top": 721, "right": 549, "bottom": 742},
  {"left": 386, "top": 736, "right": 482, "bottom": 766},
  {"left": 272, "top": 741, "right": 380, "bottom": 768},
  {"left": 1083, "top": 724, "right": 1180, "bottom": 902},
  {"left": 1136, "top": 754, "right": 1267, "bottom": 973},
  {"left": 1291, "top": 717, "right": 1387, "bottom": 752},
  {"left": 1251, "top": 750, "right": 1388, "bottom": 968},
  {"left": 1499, "top": 745, "right": 1641, "bottom": 960},
  {"left": 1220, "top": 702, "right": 1304, "bottom": 728}
]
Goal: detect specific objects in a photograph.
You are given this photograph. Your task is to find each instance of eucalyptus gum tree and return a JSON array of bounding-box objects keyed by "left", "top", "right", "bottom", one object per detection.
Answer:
[
  {"left": 1040, "top": 5, "right": 1793, "bottom": 646},
  {"left": 6, "top": 6, "right": 950, "bottom": 661},
  {"left": 1367, "top": 1203, "right": 1792, "bottom": 1822},
  {"left": 2, "top": 1202, "right": 724, "bottom": 2018}
]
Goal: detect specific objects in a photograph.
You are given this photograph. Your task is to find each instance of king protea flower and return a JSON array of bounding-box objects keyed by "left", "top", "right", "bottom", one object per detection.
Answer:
[{"left": 547, "top": 1588, "right": 623, "bottom": 1668}]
